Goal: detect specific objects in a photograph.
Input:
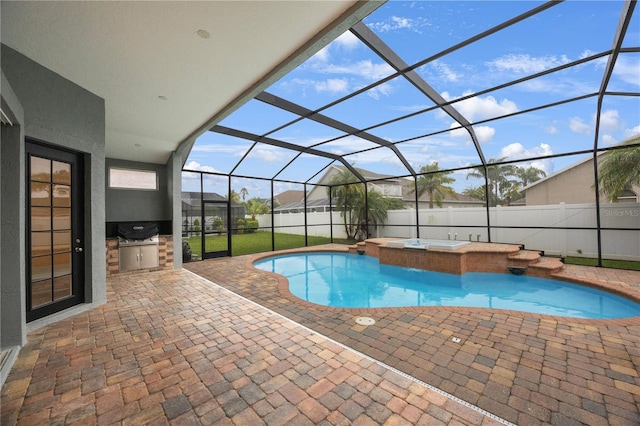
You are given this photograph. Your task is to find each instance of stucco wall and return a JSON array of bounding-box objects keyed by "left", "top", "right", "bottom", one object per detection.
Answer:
[
  {"left": 1, "top": 45, "right": 106, "bottom": 334},
  {"left": 105, "top": 158, "right": 170, "bottom": 222},
  {"left": 1, "top": 69, "right": 26, "bottom": 351},
  {"left": 526, "top": 158, "right": 597, "bottom": 205}
]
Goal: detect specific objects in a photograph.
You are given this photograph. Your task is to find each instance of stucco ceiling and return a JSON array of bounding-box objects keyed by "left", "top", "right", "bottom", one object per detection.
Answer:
[{"left": 1, "top": 1, "right": 380, "bottom": 164}]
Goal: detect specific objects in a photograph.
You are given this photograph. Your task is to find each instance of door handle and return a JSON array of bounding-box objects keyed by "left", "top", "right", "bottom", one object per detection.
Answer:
[{"left": 75, "top": 247, "right": 83, "bottom": 252}]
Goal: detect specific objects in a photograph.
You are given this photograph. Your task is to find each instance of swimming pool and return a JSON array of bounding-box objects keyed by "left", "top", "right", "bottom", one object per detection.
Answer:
[{"left": 253, "top": 252, "right": 640, "bottom": 319}]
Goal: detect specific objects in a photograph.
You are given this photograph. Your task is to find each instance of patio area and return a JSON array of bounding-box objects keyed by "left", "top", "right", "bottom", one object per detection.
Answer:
[
  {"left": 1, "top": 262, "right": 507, "bottom": 426},
  {"left": 185, "top": 245, "right": 640, "bottom": 425},
  {"left": 2, "top": 245, "right": 640, "bottom": 425}
]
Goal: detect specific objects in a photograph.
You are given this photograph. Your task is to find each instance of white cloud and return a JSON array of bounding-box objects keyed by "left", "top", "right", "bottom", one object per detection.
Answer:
[
  {"left": 323, "top": 60, "right": 394, "bottom": 81},
  {"left": 311, "top": 46, "right": 330, "bottom": 62},
  {"left": 474, "top": 126, "right": 496, "bottom": 144},
  {"left": 544, "top": 124, "right": 559, "bottom": 134},
  {"left": 448, "top": 123, "right": 494, "bottom": 143},
  {"left": 443, "top": 91, "right": 519, "bottom": 122},
  {"left": 569, "top": 117, "right": 591, "bottom": 134},
  {"left": 314, "top": 78, "right": 349, "bottom": 94},
  {"left": 500, "top": 142, "right": 552, "bottom": 160},
  {"left": 310, "top": 31, "right": 360, "bottom": 63},
  {"left": 600, "top": 134, "right": 617, "bottom": 146},
  {"left": 499, "top": 142, "right": 555, "bottom": 175},
  {"left": 486, "top": 54, "right": 571, "bottom": 74},
  {"left": 248, "top": 148, "right": 287, "bottom": 163},
  {"left": 623, "top": 125, "right": 640, "bottom": 139},
  {"left": 368, "top": 15, "right": 421, "bottom": 33},
  {"left": 448, "top": 123, "right": 468, "bottom": 140},
  {"left": 183, "top": 160, "right": 220, "bottom": 173},
  {"left": 366, "top": 82, "right": 394, "bottom": 99},
  {"left": 598, "top": 109, "right": 620, "bottom": 133},
  {"left": 430, "top": 60, "right": 462, "bottom": 82},
  {"left": 334, "top": 31, "right": 360, "bottom": 50},
  {"left": 612, "top": 55, "right": 640, "bottom": 86}
]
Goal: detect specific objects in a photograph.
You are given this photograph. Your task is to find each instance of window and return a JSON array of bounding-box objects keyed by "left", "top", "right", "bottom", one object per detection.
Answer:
[{"left": 108, "top": 167, "right": 157, "bottom": 190}]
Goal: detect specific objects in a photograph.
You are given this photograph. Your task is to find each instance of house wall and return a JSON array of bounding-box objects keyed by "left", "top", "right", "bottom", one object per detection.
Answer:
[
  {"left": 526, "top": 158, "right": 597, "bottom": 205},
  {"left": 105, "top": 158, "right": 171, "bottom": 222},
  {"left": 1, "top": 69, "right": 26, "bottom": 354},
  {"left": 1, "top": 45, "right": 106, "bottom": 338}
]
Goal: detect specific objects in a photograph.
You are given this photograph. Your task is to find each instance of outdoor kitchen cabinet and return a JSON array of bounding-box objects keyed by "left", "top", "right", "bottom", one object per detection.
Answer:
[{"left": 119, "top": 244, "right": 158, "bottom": 272}]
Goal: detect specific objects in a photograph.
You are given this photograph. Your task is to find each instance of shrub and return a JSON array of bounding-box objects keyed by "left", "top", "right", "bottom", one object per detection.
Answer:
[
  {"left": 236, "top": 218, "right": 245, "bottom": 234},
  {"left": 245, "top": 219, "right": 259, "bottom": 233}
]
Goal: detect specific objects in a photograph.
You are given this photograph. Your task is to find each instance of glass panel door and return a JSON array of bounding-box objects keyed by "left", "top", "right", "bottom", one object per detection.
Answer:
[
  {"left": 27, "top": 141, "right": 84, "bottom": 321},
  {"left": 203, "top": 201, "right": 230, "bottom": 258}
]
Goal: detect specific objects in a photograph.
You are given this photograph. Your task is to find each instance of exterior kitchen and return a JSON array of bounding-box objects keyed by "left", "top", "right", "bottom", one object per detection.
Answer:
[{"left": 105, "top": 159, "right": 175, "bottom": 277}]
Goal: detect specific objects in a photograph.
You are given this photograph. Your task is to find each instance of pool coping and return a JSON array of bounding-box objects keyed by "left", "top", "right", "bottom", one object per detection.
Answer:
[{"left": 248, "top": 245, "right": 640, "bottom": 326}]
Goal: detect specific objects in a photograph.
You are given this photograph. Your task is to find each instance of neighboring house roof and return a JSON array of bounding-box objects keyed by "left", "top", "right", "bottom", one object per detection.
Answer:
[
  {"left": 274, "top": 190, "right": 305, "bottom": 205},
  {"left": 274, "top": 198, "right": 331, "bottom": 212},
  {"left": 520, "top": 135, "right": 640, "bottom": 193},
  {"left": 400, "top": 183, "right": 484, "bottom": 205},
  {"left": 518, "top": 154, "right": 601, "bottom": 193},
  {"left": 181, "top": 191, "right": 243, "bottom": 208}
]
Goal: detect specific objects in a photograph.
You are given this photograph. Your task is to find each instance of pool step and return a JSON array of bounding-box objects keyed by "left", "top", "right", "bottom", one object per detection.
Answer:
[{"left": 507, "top": 250, "right": 564, "bottom": 278}]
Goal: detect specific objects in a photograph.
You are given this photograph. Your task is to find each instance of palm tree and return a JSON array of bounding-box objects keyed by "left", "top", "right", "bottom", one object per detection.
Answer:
[
  {"left": 598, "top": 144, "right": 640, "bottom": 201},
  {"left": 515, "top": 165, "right": 546, "bottom": 187},
  {"left": 462, "top": 186, "right": 486, "bottom": 203},
  {"left": 412, "top": 162, "right": 457, "bottom": 209},
  {"left": 466, "top": 157, "right": 516, "bottom": 206},
  {"left": 327, "top": 166, "right": 392, "bottom": 240},
  {"left": 328, "top": 167, "right": 366, "bottom": 239},
  {"left": 239, "top": 187, "right": 249, "bottom": 201},
  {"left": 246, "top": 197, "right": 270, "bottom": 219}
]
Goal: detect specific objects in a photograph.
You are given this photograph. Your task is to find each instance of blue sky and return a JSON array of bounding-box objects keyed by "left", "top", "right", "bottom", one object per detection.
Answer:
[{"left": 185, "top": 1, "right": 639, "bottom": 197}]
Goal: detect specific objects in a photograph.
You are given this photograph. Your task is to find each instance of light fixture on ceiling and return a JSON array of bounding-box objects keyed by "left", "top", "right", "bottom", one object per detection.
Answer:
[
  {"left": 158, "top": 96, "right": 168, "bottom": 101},
  {"left": 134, "top": 143, "right": 141, "bottom": 148},
  {"left": 196, "top": 29, "right": 210, "bottom": 39}
]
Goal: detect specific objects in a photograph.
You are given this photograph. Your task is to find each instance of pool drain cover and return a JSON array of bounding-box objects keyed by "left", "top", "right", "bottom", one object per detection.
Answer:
[{"left": 355, "top": 317, "right": 375, "bottom": 326}]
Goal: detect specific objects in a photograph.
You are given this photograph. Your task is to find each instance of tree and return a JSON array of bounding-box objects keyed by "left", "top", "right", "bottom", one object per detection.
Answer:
[
  {"left": 239, "top": 187, "right": 249, "bottom": 201},
  {"left": 246, "top": 197, "right": 270, "bottom": 219},
  {"left": 412, "top": 162, "right": 457, "bottom": 209},
  {"left": 466, "top": 158, "right": 517, "bottom": 206},
  {"left": 598, "top": 144, "right": 640, "bottom": 201},
  {"left": 327, "top": 166, "right": 393, "bottom": 240},
  {"left": 515, "top": 165, "right": 546, "bottom": 187},
  {"left": 462, "top": 186, "right": 486, "bottom": 202},
  {"left": 328, "top": 167, "right": 366, "bottom": 239},
  {"left": 226, "top": 189, "right": 241, "bottom": 204}
]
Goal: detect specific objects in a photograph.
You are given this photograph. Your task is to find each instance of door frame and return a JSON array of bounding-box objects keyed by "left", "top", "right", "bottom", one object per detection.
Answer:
[
  {"left": 202, "top": 200, "right": 231, "bottom": 259},
  {"left": 25, "top": 139, "right": 85, "bottom": 322}
]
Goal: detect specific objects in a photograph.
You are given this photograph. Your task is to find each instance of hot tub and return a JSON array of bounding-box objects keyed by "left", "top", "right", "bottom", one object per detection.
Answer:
[{"left": 386, "top": 238, "right": 471, "bottom": 250}]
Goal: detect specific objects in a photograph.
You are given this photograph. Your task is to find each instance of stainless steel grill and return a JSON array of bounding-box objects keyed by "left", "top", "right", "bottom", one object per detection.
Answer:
[{"left": 117, "top": 223, "right": 159, "bottom": 272}]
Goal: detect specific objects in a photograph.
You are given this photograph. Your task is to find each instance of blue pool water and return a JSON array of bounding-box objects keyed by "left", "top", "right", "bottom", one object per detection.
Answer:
[{"left": 253, "top": 253, "right": 640, "bottom": 319}]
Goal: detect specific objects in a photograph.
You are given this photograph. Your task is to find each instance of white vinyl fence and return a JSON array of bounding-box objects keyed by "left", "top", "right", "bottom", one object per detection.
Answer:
[{"left": 256, "top": 202, "right": 640, "bottom": 261}]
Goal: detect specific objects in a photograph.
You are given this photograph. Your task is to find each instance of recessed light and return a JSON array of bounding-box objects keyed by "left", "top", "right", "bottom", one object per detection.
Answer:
[
  {"left": 134, "top": 143, "right": 141, "bottom": 148},
  {"left": 196, "top": 29, "right": 210, "bottom": 39},
  {"left": 158, "top": 96, "right": 168, "bottom": 101}
]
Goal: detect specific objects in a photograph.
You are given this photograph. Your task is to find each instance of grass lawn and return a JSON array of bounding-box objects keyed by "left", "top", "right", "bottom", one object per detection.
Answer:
[
  {"left": 563, "top": 256, "right": 640, "bottom": 271},
  {"left": 183, "top": 231, "right": 354, "bottom": 258}
]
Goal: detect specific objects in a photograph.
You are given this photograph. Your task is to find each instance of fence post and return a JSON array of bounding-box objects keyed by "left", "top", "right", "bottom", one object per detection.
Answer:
[
  {"left": 410, "top": 208, "right": 416, "bottom": 238},
  {"left": 560, "top": 202, "right": 567, "bottom": 257}
]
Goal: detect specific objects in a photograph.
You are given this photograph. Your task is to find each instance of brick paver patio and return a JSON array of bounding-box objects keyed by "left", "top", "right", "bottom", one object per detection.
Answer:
[
  {"left": 1, "top": 263, "right": 508, "bottom": 425},
  {"left": 184, "top": 245, "right": 640, "bottom": 425}
]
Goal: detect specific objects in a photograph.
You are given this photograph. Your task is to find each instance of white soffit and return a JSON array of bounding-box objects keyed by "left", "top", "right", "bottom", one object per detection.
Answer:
[{"left": 1, "top": 1, "right": 378, "bottom": 163}]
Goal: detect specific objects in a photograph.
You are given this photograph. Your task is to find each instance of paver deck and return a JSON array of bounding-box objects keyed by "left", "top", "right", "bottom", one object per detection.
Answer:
[
  {"left": 1, "top": 263, "right": 507, "bottom": 425},
  {"left": 184, "top": 245, "right": 640, "bottom": 426}
]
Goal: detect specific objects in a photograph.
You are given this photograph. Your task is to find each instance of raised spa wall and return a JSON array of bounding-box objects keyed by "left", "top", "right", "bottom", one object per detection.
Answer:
[{"left": 349, "top": 238, "right": 564, "bottom": 278}]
